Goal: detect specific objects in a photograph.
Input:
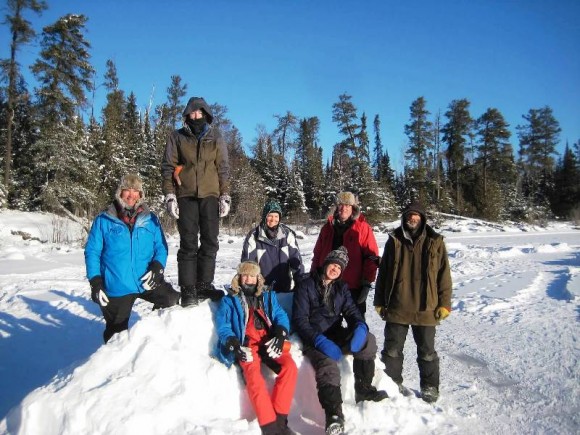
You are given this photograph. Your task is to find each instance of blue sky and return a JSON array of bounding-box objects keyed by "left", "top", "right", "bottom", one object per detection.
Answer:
[{"left": 3, "top": 0, "right": 579, "bottom": 171}]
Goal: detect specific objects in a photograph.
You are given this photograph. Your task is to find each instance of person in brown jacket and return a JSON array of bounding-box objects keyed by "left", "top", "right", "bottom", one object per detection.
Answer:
[
  {"left": 162, "top": 96, "right": 230, "bottom": 307},
  {"left": 373, "top": 201, "right": 452, "bottom": 403}
]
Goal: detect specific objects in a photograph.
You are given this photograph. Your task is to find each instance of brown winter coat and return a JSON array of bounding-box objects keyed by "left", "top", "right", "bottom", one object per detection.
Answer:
[
  {"left": 161, "top": 97, "right": 229, "bottom": 198},
  {"left": 373, "top": 221, "right": 452, "bottom": 326}
]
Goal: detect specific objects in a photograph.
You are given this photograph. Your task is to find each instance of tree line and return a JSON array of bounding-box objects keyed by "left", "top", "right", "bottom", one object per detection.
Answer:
[{"left": 1, "top": 4, "right": 579, "bottom": 233}]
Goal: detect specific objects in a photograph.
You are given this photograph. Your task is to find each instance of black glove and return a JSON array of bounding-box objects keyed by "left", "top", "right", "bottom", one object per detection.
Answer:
[
  {"left": 226, "top": 336, "right": 253, "bottom": 362},
  {"left": 140, "top": 261, "right": 164, "bottom": 291},
  {"left": 89, "top": 276, "right": 109, "bottom": 306},
  {"left": 357, "top": 283, "right": 372, "bottom": 304},
  {"left": 265, "top": 325, "right": 288, "bottom": 359}
]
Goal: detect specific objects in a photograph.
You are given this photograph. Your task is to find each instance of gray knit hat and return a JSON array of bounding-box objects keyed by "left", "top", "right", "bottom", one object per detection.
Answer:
[{"left": 323, "top": 246, "right": 349, "bottom": 271}]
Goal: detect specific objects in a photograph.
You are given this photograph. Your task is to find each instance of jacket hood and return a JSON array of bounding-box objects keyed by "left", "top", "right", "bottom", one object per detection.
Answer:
[
  {"left": 182, "top": 97, "right": 213, "bottom": 124},
  {"left": 401, "top": 200, "right": 427, "bottom": 237}
]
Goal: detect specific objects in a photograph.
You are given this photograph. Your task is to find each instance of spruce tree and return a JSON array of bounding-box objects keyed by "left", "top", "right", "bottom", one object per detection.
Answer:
[
  {"left": 99, "top": 59, "right": 127, "bottom": 196},
  {"left": 552, "top": 144, "right": 580, "bottom": 218},
  {"left": 29, "top": 13, "right": 95, "bottom": 214},
  {"left": 474, "top": 108, "right": 512, "bottom": 218},
  {"left": 273, "top": 111, "right": 298, "bottom": 160},
  {"left": 296, "top": 117, "right": 325, "bottom": 219},
  {"left": 517, "top": 106, "right": 561, "bottom": 215},
  {"left": 166, "top": 75, "right": 187, "bottom": 130},
  {"left": 441, "top": 98, "right": 473, "bottom": 204},
  {"left": 404, "top": 96, "right": 434, "bottom": 205},
  {"left": 1, "top": 0, "right": 47, "bottom": 193}
]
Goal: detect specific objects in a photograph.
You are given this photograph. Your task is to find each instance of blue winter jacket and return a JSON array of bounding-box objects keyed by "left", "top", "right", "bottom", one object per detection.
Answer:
[
  {"left": 84, "top": 204, "right": 168, "bottom": 297},
  {"left": 215, "top": 280, "right": 290, "bottom": 367},
  {"left": 292, "top": 271, "right": 365, "bottom": 346},
  {"left": 241, "top": 223, "right": 304, "bottom": 293}
]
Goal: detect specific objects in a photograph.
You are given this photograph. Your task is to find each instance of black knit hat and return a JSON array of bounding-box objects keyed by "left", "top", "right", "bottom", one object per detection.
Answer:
[
  {"left": 403, "top": 201, "right": 426, "bottom": 219},
  {"left": 323, "top": 246, "right": 349, "bottom": 270}
]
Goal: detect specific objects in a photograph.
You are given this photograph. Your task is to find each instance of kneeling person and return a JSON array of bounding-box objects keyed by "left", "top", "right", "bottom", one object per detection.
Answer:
[
  {"left": 85, "top": 173, "right": 180, "bottom": 343},
  {"left": 292, "top": 247, "right": 387, "bottom": 435},
  {"left": 215, "top": 261, "right": 298, "bottom": 435}
]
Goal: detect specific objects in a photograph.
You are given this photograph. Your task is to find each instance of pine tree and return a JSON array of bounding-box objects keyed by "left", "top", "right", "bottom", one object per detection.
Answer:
[
  {"left": 296, "top": 117, "right": 325, "bottom": 219},
  {"left": 474, "top": 108, "right": 512, "bottom": 218},
  {"left": 272, "top": 111, "right": 298, "bottom": 161},
  {"left": 29, "top": 14, "right": 95, "bottom": 214},
  {"left": 1, "top": 0, "right": 47, "bottom": 193},
  {"left": 124, "top": 92, "right": 142, "bottom": 174},
  {"left": 99, "top": 59, "right": 127, "bottom": 196},
  {"left": 442, "top": 99, "right": 473, "bottom": 204},
  {"left": 166, "top": 75, "right": 187, "bottom": 130},
  {"left": 517, "top": 106, "right": 561, "bottom": 214},
  {"left": 2, "top": 77, "right": 38, "bottom": 209},
  {"left": 404, "top": 96, "right": 434, "bottom": 205},
  {"left": 372, "top": 114, "right": 382, "bottom": 179},
  {"left": 551, "top": 144, "right": 580, "bottom": 218}
]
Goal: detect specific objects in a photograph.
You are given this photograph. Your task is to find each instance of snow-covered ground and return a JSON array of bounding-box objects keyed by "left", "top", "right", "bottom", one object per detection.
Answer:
[{"left": 0, "top": 210, "right": 578, "bottom": 434}]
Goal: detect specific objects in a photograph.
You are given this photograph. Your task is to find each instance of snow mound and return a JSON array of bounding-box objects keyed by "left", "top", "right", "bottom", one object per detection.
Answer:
[{"left": 2, "top": 301, "right": 450, "bottom": 435}]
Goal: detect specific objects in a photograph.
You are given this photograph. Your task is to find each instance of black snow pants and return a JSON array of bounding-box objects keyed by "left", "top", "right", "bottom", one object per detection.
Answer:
[{"left": 176, "top": 196, "right": 219, "bottom": 287}]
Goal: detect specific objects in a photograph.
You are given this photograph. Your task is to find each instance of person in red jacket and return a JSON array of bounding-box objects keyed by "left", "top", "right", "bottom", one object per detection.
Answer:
[{"left": 311, "top": 192, "right": 379, "bottom": 317}]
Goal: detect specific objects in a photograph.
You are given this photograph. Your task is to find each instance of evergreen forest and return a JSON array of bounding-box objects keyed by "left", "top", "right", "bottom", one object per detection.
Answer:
[{"left": 1, "top": 4, "right": 579, "bottom": 234}]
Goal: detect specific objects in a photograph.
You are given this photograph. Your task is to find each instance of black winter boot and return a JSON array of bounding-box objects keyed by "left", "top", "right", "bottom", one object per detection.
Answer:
[
  {"left": 276, "top": 413, "right": 295, "bottom": 435},
  {"left": 353, "top": 359, "right": 388, "bottom": 403},
  {"left": 421, "top": 385, "right": 439, "bottom": 403},
  {"left": 180, "top": 285, "right": 198, "bottom": 307},
  {"left": 318, "top": 385, "right": 344, "bottom": 435},
  {"left": 196, "top": 281, "right": 224, "bottom": 301},
  {"left": 260, "top": 420, "right": 282, "bottom": 435},
  {"left": 325, "top": 414, "right": 345, "bottom": 435}
]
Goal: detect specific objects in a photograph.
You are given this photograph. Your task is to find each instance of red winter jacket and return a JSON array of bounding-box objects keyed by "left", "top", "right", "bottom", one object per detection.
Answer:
[{"left": 310, "top": 213, "right": 379, "bottom": 290}]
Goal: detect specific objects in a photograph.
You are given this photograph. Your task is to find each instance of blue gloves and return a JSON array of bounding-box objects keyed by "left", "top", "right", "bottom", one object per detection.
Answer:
[
  {"left": 314, "top": 334, "right": 342, "bottom": 361},
  {"left": 350, "top": 322, "right": 368, "bottom": 353}
]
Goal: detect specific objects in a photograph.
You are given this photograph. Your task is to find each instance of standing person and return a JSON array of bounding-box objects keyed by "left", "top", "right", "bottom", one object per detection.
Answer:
[
  {"left": 311, "top": 192, "right": 379, "bottom": 317},
  {"left": 373, "top": 201, "right": 453, "bottom": 403},
  {"left": 241, "top": 199, "right": 304, "bottom": 293},
  {"left": 162, "top": 96, "right": 230, "bottom": 307},
  {"left": 85, "top": 174, "right": 180, "bottom": 343},
  {"left": 215, "top": 261, "right": 298, "bottom": 435},
  {"left": 293, "top": 247, "right": 387, "bottom": 435}
]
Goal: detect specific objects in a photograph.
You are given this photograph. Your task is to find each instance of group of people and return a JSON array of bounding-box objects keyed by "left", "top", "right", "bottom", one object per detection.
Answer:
[{"left": 84, "top": 96, "right": 453, "bottom": 435}]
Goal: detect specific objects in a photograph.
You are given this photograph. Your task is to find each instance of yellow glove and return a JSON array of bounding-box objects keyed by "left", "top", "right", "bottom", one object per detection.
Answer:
[
  {"left": 375, "top": 306, "right": 385, "bottom": 319},
  {"left": 435, "top": 307, "right": 450, "bottom": 321}
]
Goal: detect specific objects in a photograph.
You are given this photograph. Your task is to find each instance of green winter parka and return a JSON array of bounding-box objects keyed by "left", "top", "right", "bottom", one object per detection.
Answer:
[
  {"left": 373, "top": 220, "right": 452, "bottom": 326},
  {"left": 161, "top": 97, "right": 230, "bottom": 198}
]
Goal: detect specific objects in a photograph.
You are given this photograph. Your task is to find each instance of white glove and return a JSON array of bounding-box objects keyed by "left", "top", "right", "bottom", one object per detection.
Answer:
[
  {"left": 166, "top": 193, "right": 179, "bottom": 219},
  {"left": 239, "top": 346, "right": 254, "bottom": 363},
  {"left": 219, "top": 194, "right": 231, "bottom": 218},
  {"left": 265, "top": 337, "right": 283, "bottom": 359},
  {"left": 97, "top": 290, "right": 109, "bottom": 307}
]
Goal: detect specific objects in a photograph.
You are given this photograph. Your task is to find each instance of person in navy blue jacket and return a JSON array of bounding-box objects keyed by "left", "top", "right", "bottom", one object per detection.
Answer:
[
  {"left": 292, "top": 247, "right": 387, "bottom": 435},
  {"left": 241, "top": 199, "right": 304, "bottom": 294},
  {"left": 215, "top": 261, "right": 297, "bottom": 435},
  {"left": 85, "top": 174, "right": 179, "bottom": 343}
]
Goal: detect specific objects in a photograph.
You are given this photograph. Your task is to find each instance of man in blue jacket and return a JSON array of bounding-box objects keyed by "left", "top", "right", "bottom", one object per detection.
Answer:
[
  {"left": 85, "top": 174, "right": 179, "bottom": 343},
  {"left": 292, "top": 247, "right": 387, "bottom": 435}
]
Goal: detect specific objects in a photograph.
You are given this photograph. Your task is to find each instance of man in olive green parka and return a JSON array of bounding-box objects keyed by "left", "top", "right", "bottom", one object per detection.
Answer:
[{"left": 373, "top": 201, "right": 452, "bottom": 403}]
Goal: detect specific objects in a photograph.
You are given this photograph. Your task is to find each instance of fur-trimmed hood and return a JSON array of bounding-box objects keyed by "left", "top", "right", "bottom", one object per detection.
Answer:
[{"left": 228, "top": 273, "right": 267, "bottom": 296}]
